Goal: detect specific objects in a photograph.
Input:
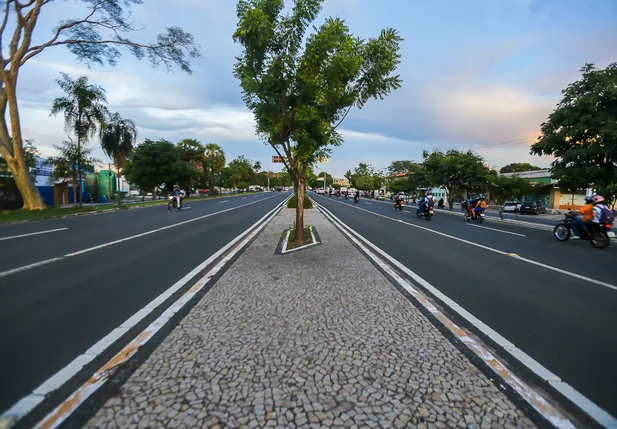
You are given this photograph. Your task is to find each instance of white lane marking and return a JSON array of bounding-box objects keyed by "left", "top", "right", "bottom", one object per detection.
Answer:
[
  {"left": 315, "top": 201, "right": 589, "bottom": 429},
  {"left": 241, "top": 197, "right": 246, "bottom": 200},
  {"left": 315, "top": 195, "right": 617, "bottom": 293},
  {"left": 2, "top": 195, "right": 292, "bottom": 428},
  {"left": 466, "top": 223, "right": 526, "bottom": 237},
  {"left": 0, "top": 228, "right": 68, "bottom": 241},
  {"left": 218, "top": 200, "right": 230, "bottom": 204},
  {"left": 0, "top": 194, "right": 282, "bottom": 278},
  {"left": 363, "top": 202, "right": 373, "bottom": 205}
]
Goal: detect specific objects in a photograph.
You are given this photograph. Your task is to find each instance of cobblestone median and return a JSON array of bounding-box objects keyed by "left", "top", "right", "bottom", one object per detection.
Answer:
[{"left": 84, "top": 208, "right": 536, "bottom": 429}]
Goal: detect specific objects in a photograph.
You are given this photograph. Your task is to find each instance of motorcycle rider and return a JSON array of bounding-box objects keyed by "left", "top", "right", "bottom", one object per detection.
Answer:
[
  {"left": 468, "top": 195, "right": 479, "bottom": 218},
  {"left": 569, "top": 196, "right": 594, "bottom": 240},
  {"left": 418, "top": 192, "right": 434, "bottom": 216},
  {"left": 591, "top": 195, "right": 613, "bottom": 225},
  {"left": 172, "top": 186, "right": 182, "bottom": 209},
  {"left": 354, "top": 190, "right": 360, "bottom": 202},
  {"left": 394, "top": 192, "right": 405, "bottom": 207},
  {"left": 472, "top": 195, "right": 487, "bottom": 218}
]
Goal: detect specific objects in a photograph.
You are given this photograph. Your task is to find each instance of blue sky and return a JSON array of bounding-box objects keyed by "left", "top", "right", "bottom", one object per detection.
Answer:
[{"left": 12, "top": 0, "right": 617, "bottom": 177}]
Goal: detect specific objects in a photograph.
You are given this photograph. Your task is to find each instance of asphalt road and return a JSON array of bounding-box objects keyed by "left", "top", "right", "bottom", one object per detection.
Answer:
[
  {"left": 312, "top": 193, "right": 617, "bottom": 419},
  {"left": 0, "top": 192, "right": 288, "bottom": 414}
]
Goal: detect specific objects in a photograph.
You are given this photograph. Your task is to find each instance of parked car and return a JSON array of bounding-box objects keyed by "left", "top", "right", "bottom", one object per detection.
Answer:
[
  {"left": 502, "top": 201, "right": 521, "bottom": 213},
  {"left": 519, "top": 201, "right": 546, "bottom": 215}
]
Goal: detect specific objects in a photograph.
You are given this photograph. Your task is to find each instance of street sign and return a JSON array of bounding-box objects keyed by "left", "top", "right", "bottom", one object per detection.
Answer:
[
  {"left": 272, "top": 156, "right": 286, "bottom": 163},
  {"left": 317, "top": 157, "right": 330, "bottom": 164}
]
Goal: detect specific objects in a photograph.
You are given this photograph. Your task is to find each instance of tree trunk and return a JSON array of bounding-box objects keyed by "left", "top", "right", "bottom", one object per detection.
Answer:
[
  {"left": 77, "top": 136, "right": 83, "bottom": 207},
  {"left": 108, "top": 163, "right": 112, "bottom": 202},
  {"left": 117, "top": 169, "right": 122, "bottom": 207},
  {"left": 2, "top": 75, "right": 47, "bottom": 210},
  {"left": 72, "top": 176, "right": 77, "bottom": 207},
  {"left": 295, "top": 175, "right": 306, "bottom": 244},
  {"left": 4, "top": 155, "right": 46, "bottom": 210}
]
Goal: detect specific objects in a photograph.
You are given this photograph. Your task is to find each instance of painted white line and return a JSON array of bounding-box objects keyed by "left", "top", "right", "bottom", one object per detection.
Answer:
[
  {"left": 281, "top": 226, "right": 319, "bottom": 254},
  {"left": 0, "top": 228, "right": 68, "bottom": 241},
  {"left": 0, "top": 194, "right": 282, "bottom": 278},
  {"left": 466, "top": 223, "right": 527, "bottom": 237},
  {"left": 218, "top": 200, "right": 230, "bottom": 204},
  {"left": 314, "top": 202, "right": 584, "bottom": 429},
  {"left": 363, "top": 202, "right": 373, "bottom": 205},
  {"left": 241, "top": 197, "right": 246, "bottom": 200},
  {"left": 1, "top": 195, "right": 292, "bottom": 428},
  {"left": 315, "top": 195, "right": 617, "bottom": 293}
]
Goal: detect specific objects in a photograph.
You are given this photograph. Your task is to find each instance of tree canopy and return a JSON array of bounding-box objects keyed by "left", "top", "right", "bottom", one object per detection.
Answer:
[
  {"left": 530, "top": 63, "right": 617, "bottom": 205},
  {"left": 123, "top": 139, "right": 191, "bottom": 194},
  {"left": 346, "top": 163, "right": 384, "bottom": 191},
  {"left": 0, "top": 0, "right": 200, "bottom": 209},
  {"left": 233, "top": 0, "right": 402, "bottom": 243},
  {"left": 422, "top": 149, "right": 490, "bottom": 210},
  {"left": 499, "top": 163, "right": 541, "bottom": 174}
]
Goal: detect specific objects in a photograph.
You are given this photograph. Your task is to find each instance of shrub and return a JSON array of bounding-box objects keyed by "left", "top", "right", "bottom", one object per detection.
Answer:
[{"left": 287, "top": 194, "right": 313, "bottom": 209}]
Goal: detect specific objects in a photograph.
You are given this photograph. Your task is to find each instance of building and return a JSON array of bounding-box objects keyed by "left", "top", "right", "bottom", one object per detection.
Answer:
[{"left": 500, "top": 169, "right": 591, "bottom": 210}]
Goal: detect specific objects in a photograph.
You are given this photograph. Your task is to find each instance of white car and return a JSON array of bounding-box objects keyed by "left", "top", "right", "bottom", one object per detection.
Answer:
[{"left": 502, "top": 202, "right": 521, "bottom": 212}]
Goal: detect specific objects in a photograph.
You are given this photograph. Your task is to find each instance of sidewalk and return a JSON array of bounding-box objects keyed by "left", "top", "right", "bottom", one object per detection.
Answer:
[{"left": 83, "top": 208, "right": 537, "bottom": 429}]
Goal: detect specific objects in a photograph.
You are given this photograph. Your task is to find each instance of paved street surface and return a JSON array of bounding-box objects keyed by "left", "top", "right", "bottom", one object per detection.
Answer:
[
  {"left": 83, "top": 209, "right": 537, "bottom": 429},
  {"left": 313, "top": 193, "right": 617, "bottom": 419},
  {"left": 0, "top": 192, "right": 287, "bottom": 414}
]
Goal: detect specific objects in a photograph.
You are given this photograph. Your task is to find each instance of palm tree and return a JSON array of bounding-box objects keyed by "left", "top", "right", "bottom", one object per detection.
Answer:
[
  {"left": 203, "top": 144, "right": 226, "bottom": 195},
  {"left": 50, "top": 73, "right": 109, "bottom": 206},
  {"left": 100, "top": 112, "right": 138, "bottom": 205}
]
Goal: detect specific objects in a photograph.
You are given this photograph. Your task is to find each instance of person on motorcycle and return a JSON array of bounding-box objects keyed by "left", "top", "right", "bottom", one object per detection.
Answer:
[
  {"left": 438, "top": 198, "right": 444, "bottom": 209},
  {"left": 394, "top": 192, "right": 405, "bottom": 207},
  {"left": 591, "top": 195, "right": 613, "bottom": 225},
  {"left": 354, "top": 190, "right": 360, "bottom": 201},
  {"left": 172, "top": 186, "right": 182, "bottom": 208},
  {"left": 473, "top": 196, "right": 487, "bottom": 218},
  {"left": 468, "top": 195, "right": 480, "bottom": 218},
  {"left": 569, "top": 196, "right": 594, "bottom": 240},
  {"left": 419, "top": 192, "right": 434, "bottom": 215}
]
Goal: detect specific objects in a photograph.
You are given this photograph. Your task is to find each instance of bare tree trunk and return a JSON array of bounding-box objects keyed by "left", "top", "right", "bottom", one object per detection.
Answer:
[
  {"left": 295, "top": 175, "right": 306, "bottom": 243},
  {"left": 77, "top": 135, "right": 83, "bottom": 207},
  {"left": 2, "top": 77, "right": 46, "bottom": 210}
]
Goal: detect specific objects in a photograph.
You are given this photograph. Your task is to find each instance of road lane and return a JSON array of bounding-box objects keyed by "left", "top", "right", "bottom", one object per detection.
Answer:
[
  {"left": 0, "top": 193, "right": 282, "bottom": 273},
  {"left": 0, "top": 193, "right": 287, "bottom": 414},
  {"left": 313, "top": 193, "right": 617, "bottom": 418},
  {"left": 315, "top": 194, "right": 617, "bottom": 286}
]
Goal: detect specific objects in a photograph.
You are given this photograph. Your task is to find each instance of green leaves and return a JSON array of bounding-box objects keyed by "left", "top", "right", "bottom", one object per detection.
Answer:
[
  {"left": 422, "top": 149, "right": 490, "bottom": 198},
  {"left": 124, "top": 139, "right": 190, "bottom": 192},
  {"left": 530, "top": 62, "right": 617, "bottom": 204}
]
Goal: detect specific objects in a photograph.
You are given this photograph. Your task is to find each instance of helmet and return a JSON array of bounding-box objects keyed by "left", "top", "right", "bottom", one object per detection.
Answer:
[
  {"left": 584, "top": 196, "right": 593, "bottom": 204},
  {"left": 591, "top": 195, "right": 605, "bottom": 204},
  {"left": 398, "top": 191, "right": 405, "bottom": 195}
]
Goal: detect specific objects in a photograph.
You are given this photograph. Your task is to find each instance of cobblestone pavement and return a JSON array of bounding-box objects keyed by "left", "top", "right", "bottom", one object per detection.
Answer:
[{"left": 83, "top": 208, "right": 536, "bottom": 429}]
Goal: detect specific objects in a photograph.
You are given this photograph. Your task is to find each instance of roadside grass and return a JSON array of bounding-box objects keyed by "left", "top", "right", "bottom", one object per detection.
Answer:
[{"left": 0, "top": 191, "right": 267, "bottom": 224}]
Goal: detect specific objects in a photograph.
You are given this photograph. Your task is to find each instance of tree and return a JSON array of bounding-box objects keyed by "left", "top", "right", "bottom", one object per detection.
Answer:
[
  {"left": 0, "top": 1, "right": 200, "bottom": 210},
  {"left": 488, "top": 173, "right": 534, "bottom": 204},
  {"left": 388, "top": 160, "right": 421, "bottom": 175},
  {"left": 49, "top": 137, "right": 99, "bottom": 205},
  {"left": 50, "top": 73, "right": 109, "bottom": 207},
  {"left": 311, "top": 171, "right": 333, "bottom": 189},
  {"left": 422, "top": 149, "right": 490, "bottom": 210},
  {"left": 221, "top": 156, "right": 257, "bottom": 189},
  {"left": 347, "top": 163, "right": 384, "bottom": 191},
  {"left": 530, "top": 63, "right": 617, "bottom": 206},
  {"left": 123, "top": 139, "right": 190, "bottom": 198},
  {"left": 100, "top": 112, "right": 137, "bottom": 206},
  {"left": 499, "top": 162, "right": 541, "bottom": 174},
  {"left": 203, "top": 144, "right": 226, "bottom": 194},
  {"left": 177, "top": 139, "right": 206, "bottom": 164},
  {"left": 0, "top": 138, "right": 40, "bottom": 174},
  {"left": 233, "top": 0, "right": 402, "bottom": 243}
]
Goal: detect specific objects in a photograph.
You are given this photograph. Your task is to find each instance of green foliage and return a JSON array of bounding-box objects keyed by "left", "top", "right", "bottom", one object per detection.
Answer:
[
  {"left": 530, "top": 62, "right": 617, "bottom": 205},
  {"left": 203, "top": 143, "right": 226, "bottom": 191},
  {"left": 177, "top": 139, "right": 206, "bottom": 163},
  {"left": 422, "top": 149, "right": 490, "bottom": 208},
  {"left": 488, "top": 172, "right": 534, "bottom": 203},
  {"left": 387, "top": 160, "right": 421, "bottom": 175},
  {"left": 0, "top": 139, "right": 40, "bottom": 175},
  {"left": 287, "top": 194, "right": 313, "bottom": 209},
  {"left": 347, "top": 163, "right": 384, "bottom": 190},
  {"left": 221, "top": 156, "right": 262, "bottom": 189},
  {"left": 124, "top": 139, "right": 191, "bottom": 192},
  {"left": 49, "top": 138, "right": 99, "bottom": 185},
  {"left": 100, "top": 112, "right": 138, "bottom": 172},
  {"left": 233, "top": 0, "right": 402, "bottom": 241},
  {"left": 499, "top": 162, "right": 541, "bottom": 174},
  {"left": 386, "top": 161, "right": 426, "bottom": 193}
]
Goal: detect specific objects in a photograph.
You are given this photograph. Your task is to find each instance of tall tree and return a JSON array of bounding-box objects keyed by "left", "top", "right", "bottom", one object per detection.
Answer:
[
  {"left": 50, "top": 73, "right": 109, "bottom": 207},
  {"left": 347, "top": 163, "right": 384, "bottom": 191},
  {"left": 0, "top": 0, "right": 200, "bottom": 210},
  {"left": 530, "top": 63, "right": 617, "bottom": 206},
  {"left": 422, "top": 149, "right": 490, "bottom": 210},
  {"left": 124, "top": 139, "right": 191, "bottom": 198},
  {"left": 499, "top": 162, "right": 541, "bottom": 174},
  {"left": 222, "top": 156, "right": 257, "bottom": 189},
  {"left": 233, "top": 0, "right": 402, "bottom": 244},
  {"left": 203, "top": 143, "right": 226, "bottom": 195},
  {"left": 0, "top": 138, "right": 40, "bottom": 174},
  {"left": 387, "top": 160, "right": 421, "bottom": 175},
  {"left": 100, "top": 112, "right": 138, "bottom": 206},
  {"left": 48, "top": 137, "right": 99, "bottom": 205},
  {"left": 177, "top": 138, "right": 205, "bottom": 193}
]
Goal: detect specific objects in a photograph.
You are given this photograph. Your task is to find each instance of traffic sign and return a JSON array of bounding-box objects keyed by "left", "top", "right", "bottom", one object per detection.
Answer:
[
  {"left": 317, "top": 157, "right": 330, "bottom": 164},
  {"left": 272, "top": 155, "right": 286, "bottom": 163}
]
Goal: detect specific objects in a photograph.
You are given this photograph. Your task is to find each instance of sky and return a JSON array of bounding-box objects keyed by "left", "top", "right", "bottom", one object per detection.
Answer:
[{"left": 10, "top": 0, "right": 617, "bottom": 178}]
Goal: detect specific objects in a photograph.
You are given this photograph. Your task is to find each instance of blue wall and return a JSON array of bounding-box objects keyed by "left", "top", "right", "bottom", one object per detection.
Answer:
[{"left": 36, "top": 186, "right": 55, "bottom": 206}]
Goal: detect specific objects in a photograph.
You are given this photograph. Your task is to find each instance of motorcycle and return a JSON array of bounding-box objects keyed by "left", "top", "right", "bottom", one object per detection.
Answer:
[
  {"left": 464, "top": 208, "right": 485, "bottom": 223},
  {"left": 168, "top": 194, "right": 182, "bottom": 211},
  {"left": 554, "top": 212, "right": 614, "bottom": 249},
  {"left": 416, "top": 205, "right": 434, "bottom": 220},
  {"left": 394, "top": 199, "right": 404, "bottom": 211},
  {"left": 354, "top": 195, "right": 359, "bottom": 204}
]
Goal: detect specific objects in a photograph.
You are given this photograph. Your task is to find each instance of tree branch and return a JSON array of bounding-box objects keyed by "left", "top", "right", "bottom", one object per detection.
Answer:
[
  {"left": 331, "top": 103, "right": 354, "bottom": 133},
  {"left": 19, "top": 2, "right": 100, "bottom": 65},
  {"left": 0, "top": 0, "right": 13, "bottom": 54}
]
